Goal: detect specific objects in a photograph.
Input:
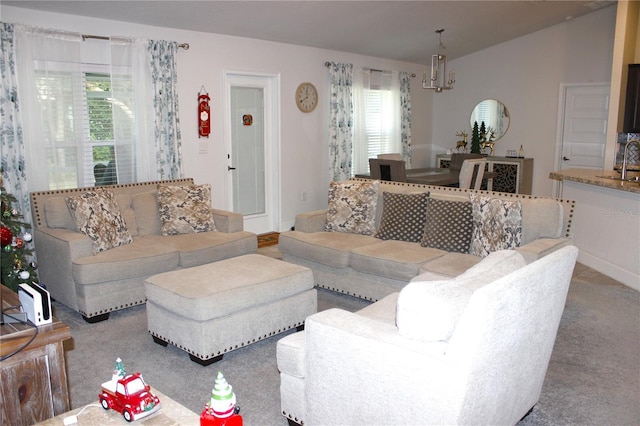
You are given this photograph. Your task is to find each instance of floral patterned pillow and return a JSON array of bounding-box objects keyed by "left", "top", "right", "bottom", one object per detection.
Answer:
[
  {"left": 469, "top": 193, "right": 523, "bottom": 257},
  {"left": 157, "top": 184, "right": 216, "bottom": 236},
  {"left": 325, "top": 180, "right": 380, "bottom": 235},
  {"left": 65, "top": 189, "right": 133, "bottom": 254}
]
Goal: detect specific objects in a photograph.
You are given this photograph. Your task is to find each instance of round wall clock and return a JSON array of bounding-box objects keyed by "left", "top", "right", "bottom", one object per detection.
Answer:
[{"left": 295, "top": 82, "right": 318, "bottom": 113}]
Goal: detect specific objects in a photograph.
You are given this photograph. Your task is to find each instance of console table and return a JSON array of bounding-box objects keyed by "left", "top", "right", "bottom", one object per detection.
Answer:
[
  {"left": 0, "top": 285, "right": 71, "bottom": 425},
  {"left": 436, "top": 154, "right": 533, "bottom": 194}
]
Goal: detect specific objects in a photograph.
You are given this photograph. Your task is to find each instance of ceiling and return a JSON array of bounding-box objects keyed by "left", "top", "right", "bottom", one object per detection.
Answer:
[{"left": 4, "top": 0, "right": 616, "bottom": 64}]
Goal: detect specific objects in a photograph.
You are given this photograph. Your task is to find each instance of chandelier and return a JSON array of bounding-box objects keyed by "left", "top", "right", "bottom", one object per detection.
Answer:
[{"left": 423, "top": 29, "right": 455, "bottom": 92}]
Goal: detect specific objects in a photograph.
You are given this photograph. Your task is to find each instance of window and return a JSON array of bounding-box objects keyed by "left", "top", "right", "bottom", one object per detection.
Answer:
[
  {"left": 352, "top": 69, "right": 401, "bottom": 175},
  {"left": 33, "top": 64, "right": 134, "bottom": 189}
]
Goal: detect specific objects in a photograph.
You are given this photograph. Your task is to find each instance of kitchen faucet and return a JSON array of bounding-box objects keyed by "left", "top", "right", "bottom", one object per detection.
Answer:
[{"left": 621, "top": 139, "right": 640, "bottom": 180}]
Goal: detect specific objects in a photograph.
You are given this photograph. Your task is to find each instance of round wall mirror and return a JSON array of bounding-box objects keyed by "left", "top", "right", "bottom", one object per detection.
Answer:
[{"left": 470, "top": 99, "right": 510, "bottom": 141}]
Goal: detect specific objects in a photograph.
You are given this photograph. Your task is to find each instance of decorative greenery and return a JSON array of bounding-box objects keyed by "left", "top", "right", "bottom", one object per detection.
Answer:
[
  {"left": 470, "top": 121, "right": 482, "bottom": 154},
  {"left": 1, "top": 186, "right": 39, "bottom": 292}
]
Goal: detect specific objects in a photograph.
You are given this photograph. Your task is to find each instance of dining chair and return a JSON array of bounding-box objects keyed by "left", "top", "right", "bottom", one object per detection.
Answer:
[
  {"left": 458, "top": 158, "right": 487, "bottom": 189},
  {"left": 449, "top": 153, "right": 484, "bottom": 172},
  {"left": 368, "top": 158, "right": 407, "bottom": 182},
  {"left": 377, "top": 153, "right": 403, "bottom": 161}
]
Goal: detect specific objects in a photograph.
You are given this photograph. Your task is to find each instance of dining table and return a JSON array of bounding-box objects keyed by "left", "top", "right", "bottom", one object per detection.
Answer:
[{"left": 356, "top": 167, "right": 499, "bottom": 186}]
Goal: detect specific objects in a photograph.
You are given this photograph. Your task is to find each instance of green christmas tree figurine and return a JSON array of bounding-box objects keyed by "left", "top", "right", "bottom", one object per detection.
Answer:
[
  {"left": 470, "top": 121, "right": 482, "bottom": 154},
  {"left": 1, "top": 185, "right": 39, "bottom": 292}
]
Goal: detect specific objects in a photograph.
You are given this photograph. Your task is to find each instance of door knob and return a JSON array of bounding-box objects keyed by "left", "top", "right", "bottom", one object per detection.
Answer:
[
  {"left": 228, "top": 166, "right": 236, "bottom": 171},
  {"left": 562, "top": 156, "right": 570, "bottom": 161}
]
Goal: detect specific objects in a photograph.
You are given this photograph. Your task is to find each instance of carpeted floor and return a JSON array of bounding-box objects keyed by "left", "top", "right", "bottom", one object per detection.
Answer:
[{"left": 54, "top": 254, "right": 639, "bottom": 425}]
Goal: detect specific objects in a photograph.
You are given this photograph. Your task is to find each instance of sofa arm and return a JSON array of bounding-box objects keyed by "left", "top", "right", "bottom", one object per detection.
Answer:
[
  {"left": 294, "top": 209, "right": 327, "bottom": 233},
  {"left": 304, "top": 309, "right": 459, "bottom": 425},
  {"left": 212, "top": 209, "right": 244, "bottom": 233},
  {"left": 516, "top": 237, "right": 572, "bottom": 263},
  {"left": 33, "top": 228, "right": 94, "bottom": 310}
]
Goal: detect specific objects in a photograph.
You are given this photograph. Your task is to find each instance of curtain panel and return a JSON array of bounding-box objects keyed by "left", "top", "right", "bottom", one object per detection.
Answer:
[
  {"left": 327, "top": 62, "right": 353, "bottom": 182},
  {"left": 400, "top": 71, "right": 413, "bottom": 168},
  {"left": 0, "top": 23, "right": 31, "bottom": 222}
]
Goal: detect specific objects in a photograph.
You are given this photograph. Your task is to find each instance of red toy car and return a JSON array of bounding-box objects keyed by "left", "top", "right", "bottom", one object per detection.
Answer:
[{"left": 99, "top": 373, "right": 161, "bottom": 422}]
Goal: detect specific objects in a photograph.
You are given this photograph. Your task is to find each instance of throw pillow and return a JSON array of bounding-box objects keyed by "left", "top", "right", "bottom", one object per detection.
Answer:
[
  {"left": 396, "top": 280, "right": 472, "bottom": 342},
  {"left": 375, "top": 191, "right": 429, "bottom": 242},
  {"left": 469, "top": 193, "right": 523, "bottom": 257},
  {"left": 65, "top": 189, "right": 133, "bottom": 254},
  {"left": 157, "top": 184, "right": 216, "bottom": 236},
  {"left": 325, "top": 180, "right": 380, "bottom": 236},
  {"left": 420, "top": 198, "right": 473, "bottom": 253}
]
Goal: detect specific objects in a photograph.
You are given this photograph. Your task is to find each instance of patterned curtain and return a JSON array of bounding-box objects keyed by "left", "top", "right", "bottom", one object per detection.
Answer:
[
  {"left": 148, "top": 40, "right": 183, "bottom": 179},
  {"left": 399, "top": 71, "right": 413, "bottom": 168},
  {"left": 0, "top": 23, "right": 31, "bottom": 221},
  {"left": 327, "top": 62, "right": 353, "bottom": 182}
]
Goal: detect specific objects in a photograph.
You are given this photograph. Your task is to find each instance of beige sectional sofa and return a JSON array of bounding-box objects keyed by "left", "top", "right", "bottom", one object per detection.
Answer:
[
  {"left": 279, "top": 178, "right": 575, "bottom": 302},
  {"left": 30, "top": 178, "right": 257, "bottom": 322}
]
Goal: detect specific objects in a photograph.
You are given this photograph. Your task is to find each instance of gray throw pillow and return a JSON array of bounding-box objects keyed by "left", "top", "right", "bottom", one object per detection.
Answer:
[
  {"left": 375, "top": 192, "right": 429, "bottom": 242},
  {"left": 420, "top": 198, "right": 473, "bottom": 253}
]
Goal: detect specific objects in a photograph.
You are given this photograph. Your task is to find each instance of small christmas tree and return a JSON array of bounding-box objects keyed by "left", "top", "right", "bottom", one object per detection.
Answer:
[
  {"left": 470, "top": 121, "right": 482, "bottom": 154},
  {"left": 1, "top": 185, "right": 39, "bottom": 292}
]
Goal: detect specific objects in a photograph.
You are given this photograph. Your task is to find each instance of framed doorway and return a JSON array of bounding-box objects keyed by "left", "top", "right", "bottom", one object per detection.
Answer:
[{"left": 224, "top": 72, "right": 281, "bottom": 234}]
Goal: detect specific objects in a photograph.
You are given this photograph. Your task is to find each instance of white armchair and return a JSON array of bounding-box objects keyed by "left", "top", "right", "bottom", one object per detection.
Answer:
[{"left": 277, "top": 246, "right": 578, "bottom": 425}]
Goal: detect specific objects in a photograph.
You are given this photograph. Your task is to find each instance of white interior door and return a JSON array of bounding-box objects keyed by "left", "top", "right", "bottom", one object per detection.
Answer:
[
  {"left": 558, "top": 84, "right": 610, "bottom": 170},
  {"left": 225, "top": 73, "right": 280, "bottom": 234}
]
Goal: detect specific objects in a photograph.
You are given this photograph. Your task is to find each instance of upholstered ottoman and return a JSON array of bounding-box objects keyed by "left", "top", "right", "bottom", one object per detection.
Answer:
[{"left": 145, "top": 254, "right": 317, "bottom": 365}]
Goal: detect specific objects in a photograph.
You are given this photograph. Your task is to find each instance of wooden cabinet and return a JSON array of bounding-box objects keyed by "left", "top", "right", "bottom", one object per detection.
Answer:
[
  {"left": 623, "top": 64, "right": 640, "bottom": 133},
  {"left": 0, "top": 285, "right": 71, "bottom": 426},
  {"left": 436, "top": 155, "right": 534, "bottom": 194}
]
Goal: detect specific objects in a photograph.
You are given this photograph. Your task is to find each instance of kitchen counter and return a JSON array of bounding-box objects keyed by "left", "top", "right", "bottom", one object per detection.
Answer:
[
  {"left": 549, "top": 168, "right": 639, "bottom": 291},
  {"left": 549, "top": 168, "right": 640, "bottom": 194}
]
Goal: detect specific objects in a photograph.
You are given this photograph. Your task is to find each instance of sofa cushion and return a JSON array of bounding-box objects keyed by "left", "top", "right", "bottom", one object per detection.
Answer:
[
  {"left": 349, "top": 240, "right": 445, "bottom": 281},
  {"left": 279, "top": 231, "right": 379, "bottom": 268},
  {"left": 469, "top": 193, "right": 523, "bottom": 257},
  {"left": 325, "top": 180, "right": 379, "bottom": 236},
  {"left": 115, "top": 193, "right": 139, "bottom": 237},
  {"left": 375, "top": 191, "right": 429, "bottom": 242},
  {"left": 132, "top": 192, "right": 162, "bottom": 235},
  {"left": 521, "top": 198, "right": 564, "bottom": 244},
  {"left": 158, "top": 231, "right": 258, "bottom": 268},
  {"left": 420, "top": 198, "right": 473, "bottom": 253},
  {"left": 65, "top": 189, "right": 133, "bottom": 254},
  {"left": 157, "top": 184, "right": 216, "bottom": 236},
  {"left": 44, "top": 197, "right": 77, "bottom": 230},
  {"left": 71, "top": 235, "right": 179, "bottom": 285},
  {"left": 415, "top": 252, "right": 482, "bottom": 280},
  {"left": 397, "top": 250, "right": 526, "bottom": 342}
]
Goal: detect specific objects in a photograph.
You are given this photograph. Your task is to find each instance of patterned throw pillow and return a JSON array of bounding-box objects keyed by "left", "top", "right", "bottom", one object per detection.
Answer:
[
  {"left": 325, "top": 180, "right": 380, "bottom": 235},
  {"left": 157, "top": 184, "right": 216, "bottom": 236},
  {"left": 420, "top": 198, "right": 473, "bottom": 253},
  {"left": 65, "top": 189, "right": 133, "bottom": 254},
  {"left": 469, "top": 193, "right": 523, "bottom": 257},
  {"left": 375, "top": 192, "right": 429, "bottom": 242}
]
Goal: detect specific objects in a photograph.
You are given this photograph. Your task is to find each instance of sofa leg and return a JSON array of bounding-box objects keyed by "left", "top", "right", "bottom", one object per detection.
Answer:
[
  {"left": 82, "top": 313, "right": 109, "bottom": 323},
  {"left": 287, "top": 419, "right": 302, "bottom": 426},
  {"left": 519, "top": 405, "right": 535, "bottom": 421},
  {"left": 152, "top": 336, "right": 168, "bottom": 347},
  {"left": 189, "top": 354, "right": 223, "bottom": 366},
  {"left": 296, "top": 324, "right": 305, "bottom": 332}
]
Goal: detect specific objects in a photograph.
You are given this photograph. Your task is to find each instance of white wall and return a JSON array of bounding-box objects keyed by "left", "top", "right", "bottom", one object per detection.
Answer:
[
  {"left": 432, "top": 6, "right": 617, "bottom": 196},
  {"left": 1, "top": 4, "right": 617, "bottom": 230}
]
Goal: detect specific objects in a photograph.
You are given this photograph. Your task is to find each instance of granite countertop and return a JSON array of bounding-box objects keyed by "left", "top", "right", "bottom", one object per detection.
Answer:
[{"left": 549, "top": 168, "right": 640, "bottom": 194}]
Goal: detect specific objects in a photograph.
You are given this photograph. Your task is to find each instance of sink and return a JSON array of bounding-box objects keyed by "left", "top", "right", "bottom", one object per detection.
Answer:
[{"left": 596, "top": 175, "right": 640, "bottom": 183}]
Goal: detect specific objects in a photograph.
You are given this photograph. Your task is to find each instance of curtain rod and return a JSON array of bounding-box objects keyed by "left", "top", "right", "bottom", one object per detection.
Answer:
[
  {"left": 324, "top": 61, "right": 415, "bottom": 77},
  {"left": 82, "top": 34, "right": 189, "bottom": 50}
]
